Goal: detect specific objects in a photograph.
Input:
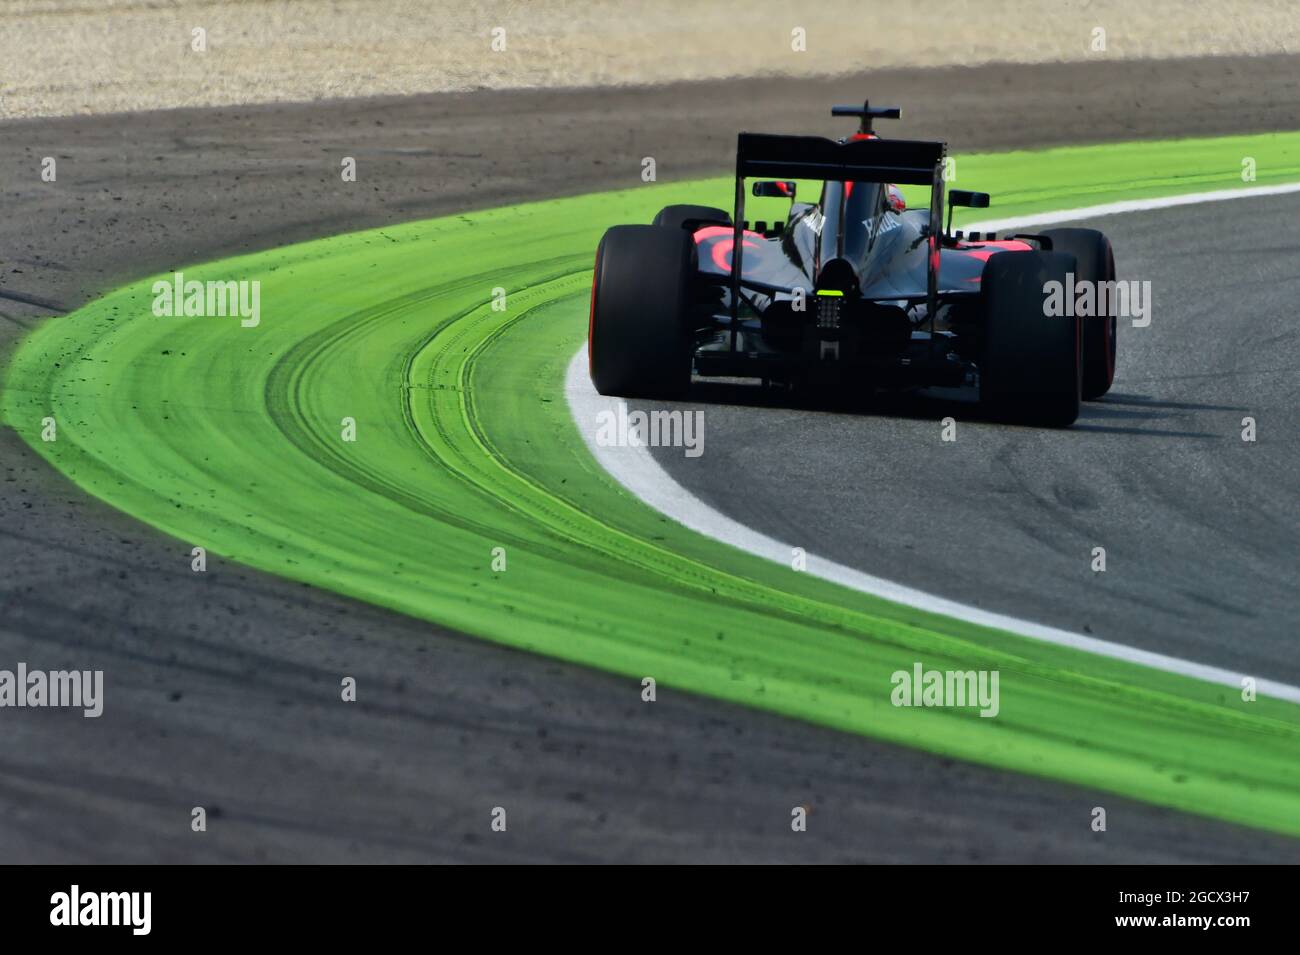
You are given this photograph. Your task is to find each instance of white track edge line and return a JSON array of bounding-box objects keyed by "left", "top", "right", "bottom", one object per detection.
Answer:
[
  {"left": 963, "top": 181, "right": 1300, "bottom": 234},
  {"left": 563, "top": 183, "right": 1300, "bottom": 705}
]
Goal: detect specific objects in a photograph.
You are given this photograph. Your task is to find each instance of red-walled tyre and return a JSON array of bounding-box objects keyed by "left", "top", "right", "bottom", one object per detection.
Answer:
[
  {"left": 589, "top": 225, "right": 694, "bottom": 399},
  {"left": 651, "top": 204, "right": 731, "bottom": 231},
  {"left": 1041, "top": 228, "right": 1117, "bottom": 400}
]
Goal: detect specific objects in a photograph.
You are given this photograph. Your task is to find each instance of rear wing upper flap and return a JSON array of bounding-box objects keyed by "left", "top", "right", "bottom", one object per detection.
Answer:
[{"left": 736, "top": 133, "right": 946, "bottom": 186}]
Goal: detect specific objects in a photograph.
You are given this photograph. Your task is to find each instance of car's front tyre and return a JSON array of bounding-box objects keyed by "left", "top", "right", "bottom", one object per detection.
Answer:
[
  {"left": 651, "top": 204, "right": 732, "bottom": 231},
  {"left": 1041, "top": 228, "right": 1117, "bottom": 400}
]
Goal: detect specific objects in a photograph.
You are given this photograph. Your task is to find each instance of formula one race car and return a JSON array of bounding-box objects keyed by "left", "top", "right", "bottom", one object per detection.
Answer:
[{"left": 588, "top": 100, "right": 1117, "bottom": 426}]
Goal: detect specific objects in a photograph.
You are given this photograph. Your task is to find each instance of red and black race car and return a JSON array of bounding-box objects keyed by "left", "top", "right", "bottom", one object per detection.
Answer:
[{"left": 588, "top": 101, "right": 1117, "bottom": 426}]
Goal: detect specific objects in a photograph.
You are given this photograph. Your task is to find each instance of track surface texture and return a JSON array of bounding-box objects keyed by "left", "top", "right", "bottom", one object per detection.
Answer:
[
  {"left": 2, "top": 58, "right": 1298, "bottom": 861},
  {"left": 649, "top": 194, "right": 1300, "bottom": 687}
]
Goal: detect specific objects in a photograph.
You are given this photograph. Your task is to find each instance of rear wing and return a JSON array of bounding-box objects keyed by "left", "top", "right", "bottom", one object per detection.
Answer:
[
  {"left": 736, "top": 133, "right": 944, "bottom": 186},
  {"left": 729, "top": 132, "right": 948, "bottom": 334}
]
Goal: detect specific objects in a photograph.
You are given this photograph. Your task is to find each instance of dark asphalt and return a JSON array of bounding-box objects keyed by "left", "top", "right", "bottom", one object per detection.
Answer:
[
  {"left": 651, "top": 194, "right": 1300, "bottom": 687},
  {"left": 2, "top": 56, "right": 1298, "bottom": 861}
]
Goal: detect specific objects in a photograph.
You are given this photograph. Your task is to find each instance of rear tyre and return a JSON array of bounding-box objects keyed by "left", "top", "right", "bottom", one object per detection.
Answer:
[
  {"left": 1041, "top": 228, "right": 1117, "bottom": 400},
  {"left": 980, "top": 250, "right": 1081, "bottom": 427},
  {"left": 589, "top": 225, "right": 694, "bottom": 399},
  {"left": 652, "top": 204, "right": 731, "bottom": 231}
]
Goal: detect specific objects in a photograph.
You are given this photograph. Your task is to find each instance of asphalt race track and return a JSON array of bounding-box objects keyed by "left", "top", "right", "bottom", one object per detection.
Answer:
[
  {"left": 1, "top": 56, "right": 1298, "bottom": 861},
  {"left": 649, "top": 194, "right": 1300, "bottom": 687}
]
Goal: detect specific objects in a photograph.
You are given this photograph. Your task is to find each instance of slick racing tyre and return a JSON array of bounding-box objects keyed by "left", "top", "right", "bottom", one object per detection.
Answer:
[
  {"left": 980, "top": 249, "right": 1082, "bottom": 427},
  {"left": 589, "top": 224, "right": 695, "bottom": 399},
  {"left": 1041, "top": 228, "right": 1117, "bottom": 400},
  {"left": 652, "top": 204, "right": 732, "bottom": 231}
]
